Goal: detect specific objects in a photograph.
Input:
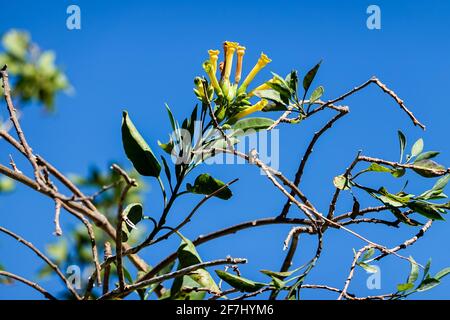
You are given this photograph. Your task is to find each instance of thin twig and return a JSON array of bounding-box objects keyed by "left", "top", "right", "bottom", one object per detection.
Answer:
[
  {"left": 53, "top": 199, "right": 63, "bottom": 236},
  {"left": 111, "top": 163, "right": 137, "bottom": 292},
  {"left": 0, "top": 66, "right": 42, "bottom": 185},
  {"left": 100, "top": 257, "right": 247, "bottom": 300},
  {"left": 0, "top": 226, "right": 80, "bottom": 299},
  {"left": 0, "top": 270, "right": 57, "bottom": 300}
]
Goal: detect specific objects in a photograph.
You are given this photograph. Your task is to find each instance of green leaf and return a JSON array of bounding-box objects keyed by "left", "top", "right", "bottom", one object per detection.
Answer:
[
  {"left": 186, "top": 174, "right": 232, "bottom": 200},
  {"left": 367, "top": 163, "right": 393, "bottom": 173},
  {"left": 215, "top": 270, "right": 266, "bottom": 292},
  {"left": 398, "top": 130, "right": 407, "bottom": 163},
  {"left": 333, "top": 175, "right": 350, "bottom": 190},
  {"left": 122, "top": 111, "right": 161, "bottom": 177},
  {"left": 262, "top": 102, "right": 288, "bottom": 112},
  {"left": 407, "top": 201, "right": 445, "bottom": 221},
  {"left": 157, "top": 139, "right": 174, "bottom": 155},
  {"left": 415, "top": 151, "right": 440, "bottom": 162},
  {"left": 361, "top": 248, "right": 375, "bottom": 262},
  {"left": 435, "top": 267, "right": 450, "bottom": 280},
  {"left": 303, "top": 61, "right": 322, "bottom": 93},
  {"left": 432, "top": 174, "right": 450, "bottom": 192},
  {"left": 309, "top": 86, "right": 324, "bottom": 103},
  {"left": 121, "top": 203, "right": 143, "bottom": 242},
  {"left": 407, "top": 257, "right": 419, "bottom": 284},
  {"left": 255, "top": 89, "right": 286, "bottom": 106},
  {"left": 285, "top": 70, "right": 298, "bottom": 94},
  {"left": 392, "top": 168, "right": 406, "bottom": 178},
  {"left": 260, "top": 269, "right": 295, "bottom": 280},
  {"left": 423, "top": 259, "right": 432, "bottom": 281},
  {"left": 271, "top": 277, "right": 286, "bottom": 290},
  {"left": 232, "top": 117, "right": 275, "bottom": 134},
  {"left": 357, "top": 262, "right": 378, "bottom": 273},
  {"left": 397, "top": 283, "right": 414, "bottom": 292},
  {"left": 416, "top": 278, "right": 440, "bottom": 292},
  {"left": 412, "top": 159, "right": 446, "bottom": 178},
  {"left": 171, "top": 233, "right": 219, "bottom": 299},
  {"left": 411, "top": 138, "right": 424, "bottom": 158}
]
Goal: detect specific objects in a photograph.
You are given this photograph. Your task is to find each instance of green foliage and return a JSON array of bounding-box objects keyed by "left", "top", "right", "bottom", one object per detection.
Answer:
[
  {"left": 396, "top": 258, "right": 450, "bottom": 297},
  {"left": 186, "top": 173, "right": 232, "bottom": 200},
  {"left": 0, "top": 29, "right": 70, "bottom": 110},
  {"left": 170, "top": 233, "right": 219, "bottom": 299},
  {"left": 215, "top": 270, "right": 266, "bottom": 292},
  {"left": 122, "top": 111, "right": 161, "bottom": 177},
  {"left": 121, "top": 203, "right": 143, "bottom": 242}
]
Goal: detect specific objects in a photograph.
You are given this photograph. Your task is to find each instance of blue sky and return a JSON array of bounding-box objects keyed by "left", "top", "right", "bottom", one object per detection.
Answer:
[{"left": 1, "top": 0, "right": 449, "bottom": 299}]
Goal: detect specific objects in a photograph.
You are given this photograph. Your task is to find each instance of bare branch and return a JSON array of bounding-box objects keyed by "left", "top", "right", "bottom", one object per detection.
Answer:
[
  {"left": 0, "top": 270, "right": 57, "bottom": 300},
  {"left": 0, "top": 226, "right": 80, "bottom": 299}
]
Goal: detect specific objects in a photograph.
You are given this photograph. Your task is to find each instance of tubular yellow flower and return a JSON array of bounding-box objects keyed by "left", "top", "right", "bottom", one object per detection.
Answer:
[
  {"left": 232, "top": 99, "right": 268, "bottom": 121},
  {"left": 238, "top": 52, "right": 272, "bottom": 95},
  {"left": 223, "top": 41, "right": 239, "bottom": 82},
  {"left": 203, "top": 60, "right": 223, "bottom": 97},
  {"left": 208, "top": 49, "right": 220, "bottom": 74},
  {"left": 235, "top": 46, "right": 246, "bottom": 84}
]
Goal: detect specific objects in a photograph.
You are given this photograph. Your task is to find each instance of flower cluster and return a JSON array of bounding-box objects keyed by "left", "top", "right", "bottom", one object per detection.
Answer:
[{"left": 195, "top": 41, "right": 273, "bottom": 123}]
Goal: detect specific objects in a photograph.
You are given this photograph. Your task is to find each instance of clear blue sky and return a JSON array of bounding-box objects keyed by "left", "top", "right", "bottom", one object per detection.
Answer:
[{"left": 1, "top": 0, "right": 449, "bottom": 299}]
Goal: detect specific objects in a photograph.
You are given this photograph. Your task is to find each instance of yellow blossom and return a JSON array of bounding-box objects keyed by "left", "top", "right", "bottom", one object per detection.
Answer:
[
  {"left": 208, "top": 49, "right": 220, "bottom": 74},
  {"left": 238, "top": 52, "right": 272, "bottom": 95},
  {"left": 230, "top": 99, "right": 268, "bottom": 121},
  {"left": 223, "top": 41, "right": 239, "bottom": 82},
  {"left": 203, "top": 60, "right": 223, "bottom": 97},
  {"left": 235, "top": 46, "right": 246, "bottom": 84}
]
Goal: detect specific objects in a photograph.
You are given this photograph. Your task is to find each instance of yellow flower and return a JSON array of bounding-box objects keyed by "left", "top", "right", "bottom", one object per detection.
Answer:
[
  {"left": 223, "top": 41, "right": 239, "bottom": 82},
  {"left": 231, "top": 99, "right": 268, "bottom": 121},
  {"left": 208, "top": 49, "right": 220, "bottom": 74},
  {"left": 238, "top": 52, "right": 272, "bottom": 95},
  {"left": 203, "top": 61, "right": 223, "bottom": 97},
  {"left": 235, "top": 46, "right": 246, "bottom": 84}
]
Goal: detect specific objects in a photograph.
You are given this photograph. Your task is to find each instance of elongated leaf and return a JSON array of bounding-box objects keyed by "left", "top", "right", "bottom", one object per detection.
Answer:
[
  {"left": 285, "top": 70, "right": 298, "bottom": 94},
  {"left": 260, "top": 269, "right": 294, "bottom": 279},
  {"left": 232, "top": 117, "right": 275, "bottom": 134},
  {"left": 413, "top": 159, "right": 446, "bottom": 178},
  {"left": 367, "top": 163, "right": 393, "bottom": 173},
  {"left": 407, "top": 257, "right": 419, "bottom": 284},
  {"left": 171, "top": 233, "right": 219, "bottom": 299},
  {"left": 303, "top": 61, "right": 322, "bottom": 93},
  {"left": 435, "top": 267, "right": 450, "bottom": 280},
  {"left": 415, "top": 151, "right": 440, "bottom": 162},
  {"left": 215, "top": 270, "right": 265, "bottom": 292},
  {"left": 407, "top": 201, "right": 445, "bottom": 220},
  {"left": 255, "top": 89, "right": 286, "bottom": 106},
  {"left": 357, "top": 261, "right": 378, "bottom": 273},
  {"left": 121, "top": 203, "right": 143, "bottom": 242},
  {"left": 186, "top": 174, "right": 232, "bottom": 200},
  {"left": 309, "top": 86, "right": 324, "bottom": 103},
  {"left": 397, "top": 283, "right": 414, "bottom": 292},
  {"left": 411, "top": 138, "right": 424, "bottom": 158},
  {"left": 432, "top": 174, "right": 450, "bottom": 191},
  {"left": 398, "top": 130, "right": 407, "bottom": 163},
  {"left": 122, "top": 111, "right": 161, "bottom": 177},
  {"left": 416, "top": 278, "right": 440, "bottom": 292}
]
